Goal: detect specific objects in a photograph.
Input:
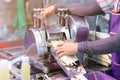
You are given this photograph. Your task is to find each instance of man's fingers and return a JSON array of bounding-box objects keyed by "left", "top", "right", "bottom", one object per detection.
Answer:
[
  {"left": 58, "top": 52, "right": 65, "bottom": 58},
  {"left": 56, "top": 41, "right": 64, "bottom": 47},
  {"left": 56, "top": 47, "right": 64, "bottom": 54}
]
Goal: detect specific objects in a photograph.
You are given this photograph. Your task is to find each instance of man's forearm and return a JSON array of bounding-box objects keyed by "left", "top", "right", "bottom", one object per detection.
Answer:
[{"left": 54, "top": 1, "right": 104, "bottom": 16}]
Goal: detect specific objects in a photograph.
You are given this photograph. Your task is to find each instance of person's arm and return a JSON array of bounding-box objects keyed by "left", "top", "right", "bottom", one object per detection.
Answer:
[
  {"left": 44, "top": 0, "right": 104, "bottom": 20},
  {"left": 54, "top": 1, "right": 104, "bottom": 16},
  {"left": 56, "top": 29, "right": 120, "bottom": 57},
  {"left": 78, "top": 29, "right": 120, "bottom": 55}
]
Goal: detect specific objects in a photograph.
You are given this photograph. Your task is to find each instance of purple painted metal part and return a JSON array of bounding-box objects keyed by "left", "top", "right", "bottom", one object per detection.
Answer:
[
  {"left": 85, "top": 71, "right": 117, "bottom": 80},
  {"left": 110, "top": 13, "right": 120, "bottom": 80}
]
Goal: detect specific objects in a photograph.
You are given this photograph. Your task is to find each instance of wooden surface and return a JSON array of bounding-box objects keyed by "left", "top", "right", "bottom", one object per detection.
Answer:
[{"left": 0, "top": 39, "right": 23, "bottom": 48}]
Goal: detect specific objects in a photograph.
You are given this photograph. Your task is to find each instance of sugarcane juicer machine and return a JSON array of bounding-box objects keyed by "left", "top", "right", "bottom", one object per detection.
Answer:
[{"left": 24, "top": 8, "right": 89, "bottom": 79}]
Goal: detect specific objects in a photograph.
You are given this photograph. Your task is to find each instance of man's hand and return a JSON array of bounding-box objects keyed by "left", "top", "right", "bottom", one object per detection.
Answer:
[
  {"left": 55, "top": 41, "right": 78, "bottom": 57},
  {"left": 42, "top": 6, "right": 55, "bottom": 22}
]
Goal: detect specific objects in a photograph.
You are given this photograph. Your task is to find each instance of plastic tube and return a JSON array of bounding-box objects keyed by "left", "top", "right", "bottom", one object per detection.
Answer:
[
  {"left": 21, "top": 56, "right": 30, "bottom": 80},
  {"left": 0, "top": 60, "right": 10, "bottom": 80}
]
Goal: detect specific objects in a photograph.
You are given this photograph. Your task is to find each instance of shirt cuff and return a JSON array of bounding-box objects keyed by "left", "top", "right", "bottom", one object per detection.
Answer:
[{"left": 78, "top": 42, "right": 85, "bottom": 53}]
